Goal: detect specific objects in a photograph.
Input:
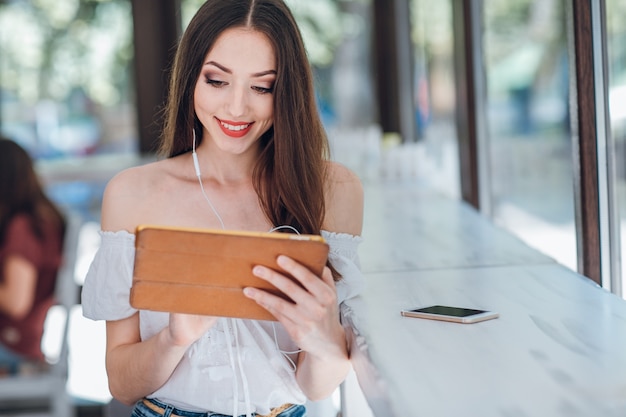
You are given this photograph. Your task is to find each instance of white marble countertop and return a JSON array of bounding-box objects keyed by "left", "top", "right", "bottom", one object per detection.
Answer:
[{"left": 348, "top": 181, "right": 626, "bottom": 417}]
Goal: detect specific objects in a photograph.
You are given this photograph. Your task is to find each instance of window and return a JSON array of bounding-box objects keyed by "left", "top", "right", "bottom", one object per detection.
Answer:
[
  {"left": 0, "top": 0, "right": 136, "bottom": 159},
  {"left": 409, "top": 0, "right": 459, "bottom": 197},
  {"left": 483, "top": 0, "right": 576, "bottom": 270}
]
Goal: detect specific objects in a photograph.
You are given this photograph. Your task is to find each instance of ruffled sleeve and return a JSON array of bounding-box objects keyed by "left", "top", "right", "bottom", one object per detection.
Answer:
[
  {"left": 321, "top": 230, "right": 365, "bottom": 336},
  {"left": 322, "top": 230, "right": 364, "bottom": 305},
  {"left": 81, "top": 231, "right": 138, "bottom": 321}
]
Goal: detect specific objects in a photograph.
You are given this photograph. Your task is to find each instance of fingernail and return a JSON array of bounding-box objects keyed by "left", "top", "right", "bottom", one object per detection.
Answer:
[
  {"left": 277, "top": 255, "right": 288, "bottom": 266},
  {"left": 243, "top": 287, "right": 255, "bottom": 297}
]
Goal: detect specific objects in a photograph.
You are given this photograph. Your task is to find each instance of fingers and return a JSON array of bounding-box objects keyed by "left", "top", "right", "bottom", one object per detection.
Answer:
[
  {"left": 242, "top": 285, "right": 298, "bottom": 324},
  {"left": 278, "top": 255, "right": 336, "bottom": 289},
  {"left": 258, "top": 256, "right": 335, "bottom": 304},
  {"left": 243, "top": 255, "right": 337, "bottom": 321}
]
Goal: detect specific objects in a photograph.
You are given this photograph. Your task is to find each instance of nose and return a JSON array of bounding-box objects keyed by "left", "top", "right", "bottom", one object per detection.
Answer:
[{"left": 227, "top": 84, "right": 248, "bottom": 118}]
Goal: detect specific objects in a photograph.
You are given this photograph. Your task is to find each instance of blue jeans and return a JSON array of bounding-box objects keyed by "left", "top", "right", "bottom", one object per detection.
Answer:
[{"left": 131, "top": 398, "right": 306, "bottom": 417}]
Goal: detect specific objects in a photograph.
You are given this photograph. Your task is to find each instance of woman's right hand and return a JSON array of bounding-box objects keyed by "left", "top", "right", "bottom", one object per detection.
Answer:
[{"left": 167, "top": 313, "right": 219, "bottom": 347}]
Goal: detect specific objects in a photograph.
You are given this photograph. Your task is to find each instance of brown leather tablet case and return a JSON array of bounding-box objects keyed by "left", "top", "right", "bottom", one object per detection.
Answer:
[{"left": 130, "top": 225, "right": 329, "bottom": 321}]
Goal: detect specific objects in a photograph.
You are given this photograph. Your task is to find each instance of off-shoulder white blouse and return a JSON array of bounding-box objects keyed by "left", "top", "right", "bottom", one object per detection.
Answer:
[{"left": 82, "top": 230, "right": 364, "bottom": 416}]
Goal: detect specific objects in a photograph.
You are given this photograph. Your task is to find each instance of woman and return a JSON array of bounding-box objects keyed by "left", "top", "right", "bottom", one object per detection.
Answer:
[
  {"left": 82, "top": 1, "right": 364, "bottom": 416},
  {"left": 0, "top": 137, "right": 66, "bottom": 375}
]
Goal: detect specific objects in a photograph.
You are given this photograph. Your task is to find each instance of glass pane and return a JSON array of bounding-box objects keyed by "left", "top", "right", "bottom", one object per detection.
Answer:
[
  {"left": 408, "top": 0, "right": 459, "bottom": 197},
  {"left": 0, "top": 1, "right": 136, "bottom": 401},
  {"left": 0, "top": 0, "right": 136, "bottom": 159},
  {"left": 607, "top": 0, "right": 626, "bottom": 298},
  {"left": 288, "top": 0, "right": 379, "bottom": 181},
  {"left": 484, "top": 0, "right": 576, "bottom": 270}
]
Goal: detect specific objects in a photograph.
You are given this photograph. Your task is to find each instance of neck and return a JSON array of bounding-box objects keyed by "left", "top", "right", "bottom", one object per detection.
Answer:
[{"left": 193, "top": 144, "right": 258, "bottom": 185}]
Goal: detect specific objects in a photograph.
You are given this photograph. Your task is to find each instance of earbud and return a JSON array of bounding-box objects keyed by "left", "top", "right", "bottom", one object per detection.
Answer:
[{"left": 192, "top": 129, "right": 201, "bottom": 177}]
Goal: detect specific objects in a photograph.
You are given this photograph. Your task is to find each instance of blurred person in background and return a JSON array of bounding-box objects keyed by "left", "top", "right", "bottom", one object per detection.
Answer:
[{"left": 0, "top": 137, "right": 66, "bottom": 375}]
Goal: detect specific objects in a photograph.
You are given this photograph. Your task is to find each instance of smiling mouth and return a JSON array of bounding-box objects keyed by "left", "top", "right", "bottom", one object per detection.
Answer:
[
  {"left": 216, "top": 118, "right": 253, "bottom": 138},
  {"left": 220, "top": 121, "right": 251, "bottom": 131}
]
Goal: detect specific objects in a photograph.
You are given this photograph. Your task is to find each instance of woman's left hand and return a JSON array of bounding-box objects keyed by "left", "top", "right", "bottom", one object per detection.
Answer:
[{"left": 244, "top": 255, "right": 346, "bottom": 358}]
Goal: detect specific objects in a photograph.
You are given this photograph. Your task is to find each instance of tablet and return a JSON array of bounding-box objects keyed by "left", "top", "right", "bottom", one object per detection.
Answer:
[{"left": 130, "top": 225, "right": 329, "bottom": 321}]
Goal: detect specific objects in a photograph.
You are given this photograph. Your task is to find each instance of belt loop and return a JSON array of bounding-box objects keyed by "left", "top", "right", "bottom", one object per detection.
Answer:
[{"left": 163, "top": 403, "right": 174, "bottom": 417}]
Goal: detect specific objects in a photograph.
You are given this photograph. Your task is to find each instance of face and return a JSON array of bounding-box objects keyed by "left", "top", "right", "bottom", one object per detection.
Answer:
[{"left": 193, "top": 28, "right": 276, "bottom": 157}]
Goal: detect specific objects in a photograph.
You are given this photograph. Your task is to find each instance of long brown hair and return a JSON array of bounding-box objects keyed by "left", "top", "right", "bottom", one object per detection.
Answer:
[
  {"left": 0, "top": 138, "right": 66, "bottom": 246},
  {"left": 160, "top": 0, "right": 329, "bottom": 241}
]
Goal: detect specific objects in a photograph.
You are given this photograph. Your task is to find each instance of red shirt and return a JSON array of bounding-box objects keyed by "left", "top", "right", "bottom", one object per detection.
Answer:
[{"left": 0, "top": 214, "right": 63, "bottom": 360}]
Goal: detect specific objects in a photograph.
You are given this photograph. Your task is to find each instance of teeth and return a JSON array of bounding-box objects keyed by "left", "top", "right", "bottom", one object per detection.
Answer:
[{"left": 221, "top": 122, "right": 250, "bottom": 131}]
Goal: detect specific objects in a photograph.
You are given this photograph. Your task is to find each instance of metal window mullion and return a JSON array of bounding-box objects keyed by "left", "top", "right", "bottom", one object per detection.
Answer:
[
  {"left": 452, "top": 0, "right": 489, "bottom": 212},
  {"left": 591, "top": 0, "right": 621, "bottom": 294},
  {"left": 569, "top": 0, "right": 619, "bottom": 290},
  {"left": 469, "top": 0, "right": 491, "bottom": 217},
  {"left": 394, "top": 0, "right": 416, "bottom": 143}
]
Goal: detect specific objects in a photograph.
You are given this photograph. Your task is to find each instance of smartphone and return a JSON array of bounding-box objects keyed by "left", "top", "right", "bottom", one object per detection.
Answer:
[{"left": 400, "top": 305, "right": 499, "bottom": 324}]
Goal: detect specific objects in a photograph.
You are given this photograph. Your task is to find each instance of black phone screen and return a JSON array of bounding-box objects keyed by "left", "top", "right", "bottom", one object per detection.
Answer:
[{"left": 412, "top": 305, "right": 487, "bottom": 317}]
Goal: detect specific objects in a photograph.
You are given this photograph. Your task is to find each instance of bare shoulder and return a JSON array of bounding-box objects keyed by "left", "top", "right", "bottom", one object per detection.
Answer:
[
  {"left": 100, "top": 159, "right": 168, "bottom": 232},
  {"left": 323, "top": 161, "right": 364, "bottom": 236}
]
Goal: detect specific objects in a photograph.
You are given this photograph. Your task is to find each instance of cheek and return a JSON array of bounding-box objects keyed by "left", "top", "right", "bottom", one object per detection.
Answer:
[
  {"left": 258, "top": 97, "right": 274, "bottom": 121},
  {"left": 194, "top": 89, "right": 218, "bottom": 116},
  {"left": 193, "top": 84, "right": 205, "bottom": 114}
]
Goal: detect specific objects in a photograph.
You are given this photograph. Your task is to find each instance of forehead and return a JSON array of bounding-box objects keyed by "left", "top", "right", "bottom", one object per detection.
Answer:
[{"left": 205, "top": 28, "right": 276, "bottom": 73}]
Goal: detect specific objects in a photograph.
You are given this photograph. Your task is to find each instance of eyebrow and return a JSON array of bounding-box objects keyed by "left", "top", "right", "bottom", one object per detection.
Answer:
[{"left": 205, "top": 61, "right": 276, "bottom": 77}]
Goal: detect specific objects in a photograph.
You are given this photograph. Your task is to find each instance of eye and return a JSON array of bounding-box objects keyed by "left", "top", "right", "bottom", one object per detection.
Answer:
[
  {"left": 205, "top": 77, "right": 226, "bottom": 88},
  {"left": 252, "top": 86, "right": 274, "bottom": 94}
]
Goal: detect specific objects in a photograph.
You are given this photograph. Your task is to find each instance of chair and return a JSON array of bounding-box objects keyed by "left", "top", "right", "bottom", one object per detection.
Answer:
[{"left": 0, "top": 211, "right": 83, "bottom": 417}]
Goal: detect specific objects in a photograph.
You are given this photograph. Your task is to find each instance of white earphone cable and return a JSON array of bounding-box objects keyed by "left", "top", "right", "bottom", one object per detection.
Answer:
[{"left": 192, "top": 129, "right": 226, "bottom": 230}]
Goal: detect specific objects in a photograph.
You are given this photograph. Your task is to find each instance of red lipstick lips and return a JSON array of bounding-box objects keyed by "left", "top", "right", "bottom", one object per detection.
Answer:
[{"left": 217, "top": 118, "right": 253, "bottom": 138}]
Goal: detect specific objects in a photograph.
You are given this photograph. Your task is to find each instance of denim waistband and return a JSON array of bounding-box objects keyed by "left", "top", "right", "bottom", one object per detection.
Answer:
[
  {"left": 140, "top": 398, "right": 209, "bottom": 417},
  {"left": 135, "top": 397, "right": 303, "bottom": 417}
]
